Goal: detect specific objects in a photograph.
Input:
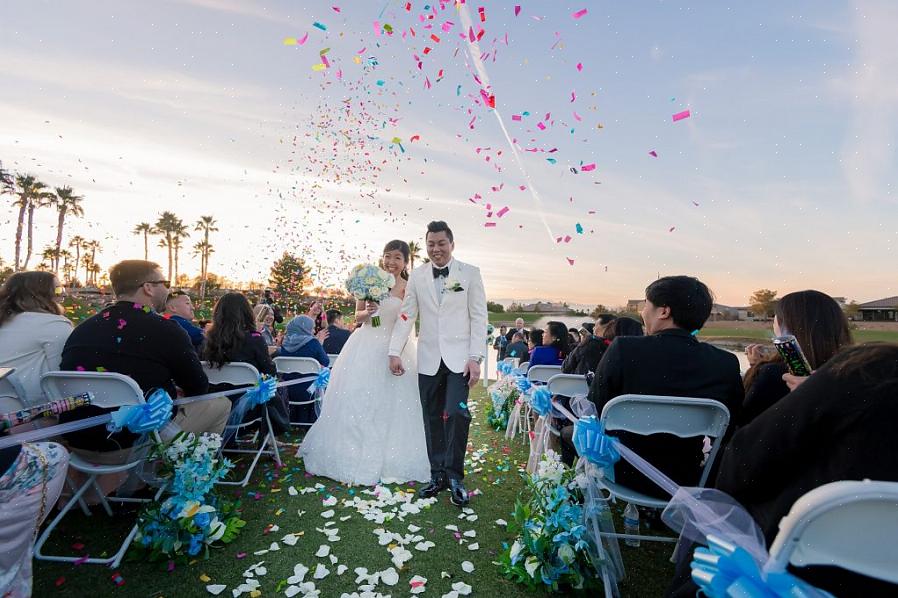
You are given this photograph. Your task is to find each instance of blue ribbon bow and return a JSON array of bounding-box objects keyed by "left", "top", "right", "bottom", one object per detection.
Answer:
[
  {"left": 497, "top": 362, "right": 514, "bottom": 377},
  {"left": 514, "top": 374, "right": 532, "bottom": 395},
  {"left": 307, "top": 368, "right": 330, "bottom": 395},
  {"left": 573, "top": 416, "right": 621, "bottom": 471},
  {"left": 692, "top": 535, "right": 827, "bottom": 598},
  {"left": 244, "top": 375, "right": 278, "bottom": 408},
  {"left": 107, "top": 388, "right": 173, "bottom": 434},
  {"left": 530, "top": 386, "right": 552, "bottom": 417}
]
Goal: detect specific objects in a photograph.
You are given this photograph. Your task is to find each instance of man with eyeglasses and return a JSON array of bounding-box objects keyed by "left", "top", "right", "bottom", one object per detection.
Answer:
[{"left": 59, "top": 260, "right": 230, "bottom": 473}]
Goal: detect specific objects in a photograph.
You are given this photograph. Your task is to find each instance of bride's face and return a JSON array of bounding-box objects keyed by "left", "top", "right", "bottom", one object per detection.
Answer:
[{"left": 382, "top": 250, "right": 406, "bottom": 276}]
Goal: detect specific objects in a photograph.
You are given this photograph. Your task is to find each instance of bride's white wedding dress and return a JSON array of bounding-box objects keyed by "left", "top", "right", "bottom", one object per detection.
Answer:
[{"left": 298, "top": 295, "right": 431, "bottom": 485}]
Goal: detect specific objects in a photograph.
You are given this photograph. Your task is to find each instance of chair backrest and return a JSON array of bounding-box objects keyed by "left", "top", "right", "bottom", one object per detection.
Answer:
[
  {"left": 327, "top": 354, "right": 339, "bottom": 366},
  {"left": 601, "top": 394, "right": 730, "bottom": 487},
  {"left": 273, "top": 357, "right": 322, "bottom": 376},
  {"left": 40, "top": 371, "right": 145, "bottom": 409},
  {"left": 527, "top": 365, "right": 562, "bottom": 385},
  {"left": 546, "top": 374, "right": 589, "bottom": 399},
  {"left": 0, "top": 368, "right": 31, "bottom": 413},
  {"left": 766, "top": 480, "right": 898, "bottom": 584},
  {"left": 201, "top": 361, "right": 260, "bottom": 387},
  {"left": 518, "top": 361, "right": 530, "bottom": 371}
]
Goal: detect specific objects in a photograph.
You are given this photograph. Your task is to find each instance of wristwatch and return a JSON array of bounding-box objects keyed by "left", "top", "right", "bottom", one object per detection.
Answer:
[{"left": 469, "top": 355, "right": 484, "bottom": 365}]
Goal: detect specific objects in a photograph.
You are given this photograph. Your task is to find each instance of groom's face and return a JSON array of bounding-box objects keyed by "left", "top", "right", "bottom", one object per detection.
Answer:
[{"left": 426, "top": 231, "right": 454, "bottom": 267}]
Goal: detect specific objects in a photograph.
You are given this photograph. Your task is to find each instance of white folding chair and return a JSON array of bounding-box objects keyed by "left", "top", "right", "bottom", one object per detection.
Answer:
[
  {"left": 0, "top": 367, "right": 30, "bottom": 415},
  {"left": 527, "top": 364, "right": 562, "bottom": 385},
  {"left": 599, "top": 394, "right": 730, "bottom": 543},
  {"left": 273, "top": 357, "right": 324, "bottom": 427},
  {"left": 34, "top": 371, "right": 165, "bottom": 568},
  {"left": 518, "top": 361, "right": 530, "bottom": 371},
  {"left": 766, "top": 480, "right": 898, "bottom": 585},
  {"left": 202, "top": 362, "right": 281, "bottom": 486},
  {"left": 327, "top": 353, "right": 340, "bottom": 366},
  {"left": 546, "top": 373, "right": 589, "bottom": 399}
]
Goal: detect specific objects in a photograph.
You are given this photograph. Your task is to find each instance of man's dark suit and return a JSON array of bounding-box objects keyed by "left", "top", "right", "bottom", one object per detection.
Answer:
[
  {"left": 588, "top": 328, "right": 743, "bottom": 498},
  {"left": 322, "top": 325, "right": 351, "bottom": 355}
]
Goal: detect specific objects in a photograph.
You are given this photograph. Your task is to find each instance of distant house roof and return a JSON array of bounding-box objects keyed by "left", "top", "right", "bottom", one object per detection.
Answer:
[{"left": 859, "top": 296, "right": 898, "bottom": 309}]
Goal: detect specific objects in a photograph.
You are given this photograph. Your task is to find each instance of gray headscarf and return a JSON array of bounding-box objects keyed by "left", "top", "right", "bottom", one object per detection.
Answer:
[{"left": 281, "top": 315, "right": 315, "bottom": 352}]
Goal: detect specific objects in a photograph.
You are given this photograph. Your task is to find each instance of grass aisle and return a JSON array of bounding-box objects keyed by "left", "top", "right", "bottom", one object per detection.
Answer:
[{"left": 33, "top": 386, "right": 672, "bottom": 597}]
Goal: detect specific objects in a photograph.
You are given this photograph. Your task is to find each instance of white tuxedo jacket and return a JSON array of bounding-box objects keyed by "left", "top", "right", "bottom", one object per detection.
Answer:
[{"left": 388, "top": 259, "right": 488, "bottom": 376}]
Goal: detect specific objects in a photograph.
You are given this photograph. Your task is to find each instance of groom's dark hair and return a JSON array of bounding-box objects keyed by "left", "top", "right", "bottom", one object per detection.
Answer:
[{"left": 426, "top": 220, "right": 453, "bottom": 243}]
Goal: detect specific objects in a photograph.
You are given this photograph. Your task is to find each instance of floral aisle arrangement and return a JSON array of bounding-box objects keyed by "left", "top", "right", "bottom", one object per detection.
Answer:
[
  {"left": 499, "top": 450, "right": 602, "bottom": 592},
  {"left": 133, "top": 432, "right": 245, "bottom": 560},
  {"left": 345, "top": 263, "right": 395, "bottom": 328},
  {"left": 486, "top": 374, "right": 521, "bottom": 431}
]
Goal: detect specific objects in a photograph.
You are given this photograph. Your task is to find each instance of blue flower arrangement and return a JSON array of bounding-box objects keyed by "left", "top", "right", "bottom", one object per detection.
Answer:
[
  {"left": 498, "top": 451, "right": 604, "bottom": 592},
  {"left": 132, "top": 432, "right": 245, "bottom": 561}
]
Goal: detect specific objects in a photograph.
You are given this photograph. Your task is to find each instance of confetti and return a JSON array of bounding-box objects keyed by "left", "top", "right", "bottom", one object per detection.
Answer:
[
  {"left": 672, "top": 109, "right": 691, "bottom": 122},
  {"left": 580, "top": 163, "right": 596, "bottom": 172},
  {"left": 514, "top": 5, "right": 521, "bottom": 16},
  {"left": 649, "top": 150, "right": 658, "bottom": 157},
  {"left": 312, "top": 21, "right": 327, "bottom": 31},
  {"left": 572, "top": 8, "right": 588, "bottom": 19}
]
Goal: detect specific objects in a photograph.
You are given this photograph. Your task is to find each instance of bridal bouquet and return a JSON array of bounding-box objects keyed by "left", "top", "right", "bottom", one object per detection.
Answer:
[
  {"left": 345, "top": 263, "right": 395, "bottom": 328},
  {"left": 499, "top": 450, "right": 601, "bottom": 592},
  {"left": 133, "top": 432, "right": 245, "bottom": 560}
]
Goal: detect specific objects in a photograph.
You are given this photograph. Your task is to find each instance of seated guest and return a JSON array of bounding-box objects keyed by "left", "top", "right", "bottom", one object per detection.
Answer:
[
  {"left": 494, "top": 325, "right": 509, "bottom": 360},
  {"left": 206, "top": 293, "right": 277, "bottom": 393},
  {"left": 261, "top": 289, "right": 284, "bottom": 324},
  {"left": 527, "top": 328, "right": 544, "bottom": 359},
  {"left": 505, "top": 332, "right": 530, "bottom": 364},
  {"left": 567, "top": 327, "right": 581, "bottom": 348},
  {"left": 276, "top": 316, "right": 330, "bottom": 423},
  {"left": 666, "top": 343, "right": 898, "bottom": 597},
  {"left": 253, "top": 304, "right": 278, "bottom": 354},
  {"left": 739, "top": 290, "right": 852, "bottom": 427},
  {"left": 165, "top": 289, "right": 204, "bottom": 351},
  {"left": 589, "top": 275, "right": 743, "bottom": 498},
  {"left": 0, "top": 440, "right": 69, "bottom": 596},
  {"left": 603, "top": 316, "right": 645, "bottom": 341},
  {"left": 322, "top": 309, "right": 350, "bottom": 355},
  {"left": 0, "top": 272, "right": 73, "bottom": 402},
  {"left": 562, "top": 322, "right": 607, "bottom": 376},
  {"left": 59, "top": 261, "right": 229, "bottom": 493},
  {"left": 528, "top": 321, "right": 569, "bottom": 368},
  {"left": 595, "top": 313, "right": 617, "bottom": 335},
  {"left": 505, "top": 317, "right": 527, "bottom": 345}
]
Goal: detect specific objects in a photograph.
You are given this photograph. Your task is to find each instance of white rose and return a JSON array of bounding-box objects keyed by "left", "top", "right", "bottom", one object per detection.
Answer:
[{"left": 524, "top": 556, "right": 540, "bottom": 578}]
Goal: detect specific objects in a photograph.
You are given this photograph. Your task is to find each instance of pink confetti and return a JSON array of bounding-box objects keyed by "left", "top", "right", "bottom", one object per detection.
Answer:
[
  {"left": 580, "top": 163, "right": 596, "bottom": 172},
  {"left": 536, "top": 122, "right": 546, "bottom": 130},
  {"left": 484, "top": 222, "right": 496, "bottom": 228},
  {"left": 514, "top": 5, "right": 521, "bottom": 16},
  {"left": 576, "top": 62, "right": 583, "bottom": 72},
  {"left": 511, "top": 114, "right": 521, "bottom": 121},
  {"left": 572, "top": 8, "right": 588, "bottom": 19},
  {"left": 518, "top": 185, "right": 526, "bottom": 190},
  {"left": 573, "top": 111, "right": 582, "bottom": 121},
  {"left": 566, "top": 257, "right": 576, "bottom": 265},
  {"left": 672, "top": 109, "right": 691, "bottom": 122},
  {"left": 496, "top": 206, "right": 509, "bottom": 218},
  {"left": 298, "top": 33, "right": 309, "bottom": 45},
  {"left": 570, "top": 90, "right": 576, "bottom": 102},
  {"left": 649, "top": 150, "right": 658, "bottom": 157},
  {"left": 669, "top": 226, "right": 677, "bottom": 232}
]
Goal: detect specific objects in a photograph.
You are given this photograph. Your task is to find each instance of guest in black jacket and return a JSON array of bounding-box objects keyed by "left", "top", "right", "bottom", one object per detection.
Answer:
[
  {"left": 588, "top": 275, "right": 743, "bottom": 498},
  {"left": 562, "top": 322, "right": 605, "bottom": 376},
  {"left": 322, "top": 309, "right": 351, "bottom": 355},
  {"left": 739, "top": 290, "right": 852, "bottom": 427},
  {"left": 504, "top": 332, "right": 530, "bottom": 364}
]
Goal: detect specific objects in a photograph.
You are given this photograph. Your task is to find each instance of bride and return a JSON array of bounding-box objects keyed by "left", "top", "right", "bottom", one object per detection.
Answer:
[{"left": 298, "top": 240, "right": 431, "bottom": 486}]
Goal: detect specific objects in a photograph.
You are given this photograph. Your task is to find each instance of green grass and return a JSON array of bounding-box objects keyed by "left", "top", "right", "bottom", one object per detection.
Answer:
[{"left": 33, "top": 387, "right": 673, "bottom": 597}]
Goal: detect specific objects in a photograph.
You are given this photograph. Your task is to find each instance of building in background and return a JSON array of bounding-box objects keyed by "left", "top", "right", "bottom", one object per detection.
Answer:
[{"left": 858, "top": 296, "right": 898, "bottom": 322}]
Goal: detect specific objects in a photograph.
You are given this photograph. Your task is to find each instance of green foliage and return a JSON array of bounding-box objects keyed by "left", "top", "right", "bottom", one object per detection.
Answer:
[
  {"left": 487, "top": 301, "right": 505, "bottom": 313},
  {"left": 269, "top": 252, "right": 307, "bottom": 306}
]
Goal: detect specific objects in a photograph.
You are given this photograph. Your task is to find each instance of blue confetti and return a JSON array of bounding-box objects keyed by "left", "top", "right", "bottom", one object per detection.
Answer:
[{"left": 313, "top": 21, "right": 327, "bottom": 31}]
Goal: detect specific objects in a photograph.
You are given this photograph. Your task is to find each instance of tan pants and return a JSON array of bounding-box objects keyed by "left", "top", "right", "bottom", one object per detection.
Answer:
[{"left": 63, "top": 397, "right": 232, "bottom": 503}]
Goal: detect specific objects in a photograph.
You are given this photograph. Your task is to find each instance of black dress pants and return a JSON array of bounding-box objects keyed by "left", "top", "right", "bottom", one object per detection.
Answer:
[{"left": 418, "top": 360, "right": 471, "bottom": 481}]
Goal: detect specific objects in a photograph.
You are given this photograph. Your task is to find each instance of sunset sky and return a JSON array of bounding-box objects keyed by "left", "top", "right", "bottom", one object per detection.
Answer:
[{"left": 1, "top": 0, "right": 896, "bottom": 307}]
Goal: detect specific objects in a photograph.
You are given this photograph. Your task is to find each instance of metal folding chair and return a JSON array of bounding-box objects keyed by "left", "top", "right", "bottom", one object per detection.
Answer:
[{"left": 272, "top": 356, "right": 324, "bottom": 427}]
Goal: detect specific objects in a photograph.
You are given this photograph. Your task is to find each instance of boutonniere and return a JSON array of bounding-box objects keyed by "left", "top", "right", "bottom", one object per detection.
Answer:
[{"left": 443, "top": 278, "right": 464, "bottom": 293}]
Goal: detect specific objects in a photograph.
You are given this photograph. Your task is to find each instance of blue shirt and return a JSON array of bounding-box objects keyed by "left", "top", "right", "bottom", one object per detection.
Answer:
[
  {"left": 528, "top": 346, "right": 563, "bottom": 369},
  {"left": 168, "top": 314, "right": 205, "bottom": 351}
]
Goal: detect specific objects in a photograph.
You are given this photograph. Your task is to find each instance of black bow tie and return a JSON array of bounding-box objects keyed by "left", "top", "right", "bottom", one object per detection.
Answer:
[{"left": 432, "top": 266, "right": 450, "bottom": 278}]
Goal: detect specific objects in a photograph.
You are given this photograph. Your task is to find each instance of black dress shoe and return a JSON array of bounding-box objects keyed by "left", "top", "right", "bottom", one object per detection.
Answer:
[
  {"left": 448, "top": 479, "right": 469, "bottom": 507},
  {"left": 417, "top": 477, "right": 448, "bottom": 499}
]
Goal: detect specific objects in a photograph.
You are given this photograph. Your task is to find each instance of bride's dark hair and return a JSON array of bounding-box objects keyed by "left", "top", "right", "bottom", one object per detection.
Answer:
[{"left": 383, "top": 240, "right": 410, "bottom": 280}]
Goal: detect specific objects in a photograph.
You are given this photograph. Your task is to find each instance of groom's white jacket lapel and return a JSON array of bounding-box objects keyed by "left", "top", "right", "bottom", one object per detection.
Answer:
[{"left": 388, "top": 259, "right": 488, "bottom": 376}]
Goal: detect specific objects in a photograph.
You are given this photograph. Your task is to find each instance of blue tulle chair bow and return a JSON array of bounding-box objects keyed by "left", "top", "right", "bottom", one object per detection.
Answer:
[
  {"left": 514, "top": 374, "right": 532, "bottom": 395},
  {"left": 497, "top": 361, "right": 514, "bottom": 377},
  {"left": 307, "top": 368, "right": 330, "bottom": 395},
  {"left": 529, "top": 386, "right": 552, "bottom": 417},
  {"left": 244, "top": 375, "right": 278, "bottom": 408},
  {"left": 692, "top": 535, "right": 827, "bottom": 598},
  {"left": 572, "top": 416, "right": 621, "bottom": 471},
  {"left": 108, "top": 388, "right": 173, "bottom": 434}
]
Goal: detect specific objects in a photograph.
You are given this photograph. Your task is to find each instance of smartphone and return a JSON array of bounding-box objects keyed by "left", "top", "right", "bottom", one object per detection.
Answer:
[{"left": 773, "top": 335, "right": 813, "bottom": 377}]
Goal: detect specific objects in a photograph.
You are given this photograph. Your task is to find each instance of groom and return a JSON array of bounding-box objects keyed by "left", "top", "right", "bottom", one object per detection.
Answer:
[{"left": 389, "top": 221, "right": 488, "bottom": 506}]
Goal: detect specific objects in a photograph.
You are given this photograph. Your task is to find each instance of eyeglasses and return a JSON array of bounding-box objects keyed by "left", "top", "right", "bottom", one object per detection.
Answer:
[
  {"left": 144, "top": 280, "right": 171, "bottom": 289},
  {"left": 54, "top": 286, "right": 66, "bottom": 296}
]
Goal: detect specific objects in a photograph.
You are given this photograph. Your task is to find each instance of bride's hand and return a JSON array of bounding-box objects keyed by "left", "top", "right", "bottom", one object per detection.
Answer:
[{"left": 365, "top": 300, "right": 379, "bottom": 312}]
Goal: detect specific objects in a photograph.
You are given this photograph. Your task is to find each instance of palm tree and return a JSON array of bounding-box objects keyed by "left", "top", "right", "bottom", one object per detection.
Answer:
[
  {"left": 194, "top": 215, "right": 218, "bottom": 300},
  {"left": 81, "top": 255, "right": 93, "bottom": 286},
  {"left": 171, "top": 220, "right": 189, "bottom": 283},
  {"left": 48, "top": 186, "right": 85, "bottom": 272},
  {"left": 153, "top": 211, "right": 180, "bottom": 281},
  {"left": 408, "top": 240, "right": 422, "bottom": 270},
  {"left": 0, "top": 161, "right": 13, "bottom": 196},
  {"left": 13, "top": 175, "right": 52, "bottom": 270},
  {"left": 85, "top": 240, "right": 100, "bottom": 285},
  {"left": 68, "top": 236, "right": 85, "bottom": 286},
  {"left": 132, "top": 222, "right": 152, "bottom": 260},
  {"left": 89, "top": 263, "right": 101, "bottom": 287},
  {"left": 59, "top": 249, "right": 73, "bottom": 283},
  {"left": 41, "top": 246, "right": 59, "bottom": 272}
]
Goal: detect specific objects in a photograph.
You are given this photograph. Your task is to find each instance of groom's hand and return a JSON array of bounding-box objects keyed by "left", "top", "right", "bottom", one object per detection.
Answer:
[
  {"left": 389, "top": 355, "right": 405, "bottom": 376},
  {"left": 463, "top": 360, "right": 481, "bottom": 388}
]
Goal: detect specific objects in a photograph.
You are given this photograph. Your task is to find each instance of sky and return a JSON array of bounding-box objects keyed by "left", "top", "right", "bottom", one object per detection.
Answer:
[{"left": 1, "top": 0, "right": 897, "bottom": 307}]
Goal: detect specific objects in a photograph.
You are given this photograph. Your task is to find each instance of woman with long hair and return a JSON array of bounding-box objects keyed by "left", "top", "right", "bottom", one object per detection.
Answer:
[
  {"left": 528, "top": 320, "right": 570, "bottom": 368},
  {"left": 739, "top": 290, "right": 852, "bottom": 426},
  {"left": 0, "top": 272, "right": 73, "bottom": 401},
  {"left": 299, "top": 239, "right": 431, "bottom": 486},
  {"left": 204, "top": 292, "right": 276, "bottom": 383},
  {"left": 252, "top": 303, "right": 277, "bottom": 353}
]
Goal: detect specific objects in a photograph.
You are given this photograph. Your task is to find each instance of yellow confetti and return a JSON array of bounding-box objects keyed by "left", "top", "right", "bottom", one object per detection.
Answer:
[
  {"left": 353, "top": 55, "right": 362, "bottom": 64},
  {"left": 283, "top": 37, "right": 297, "bottom": 46},
  {"left": 199, "top": 574, "right": 211, "bottom": 582},
  {"left": 312, "top": 63, "right": 327, "bottom": 71}
]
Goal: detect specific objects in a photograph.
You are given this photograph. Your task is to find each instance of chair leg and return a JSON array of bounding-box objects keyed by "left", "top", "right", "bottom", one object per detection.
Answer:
[
  {"left": 93, "top": 480, "right": 114, "bottom": 517},
  {"left": 35, "top": 474, "right": 100, "bottom": 562},
  {"left": 264, "top": 406, "right": 281, "bottom": 466}
]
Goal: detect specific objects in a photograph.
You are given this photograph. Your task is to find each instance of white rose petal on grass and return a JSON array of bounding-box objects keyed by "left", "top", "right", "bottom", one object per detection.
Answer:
[
  {"left": 322, "top": 496, "right": 338, "bottom": 507},
  {"left": 284, "top": 586, "right": 301, "bottom": 598},
  {"left": 288, "top": 486, "right": 298, "bottom": 496},
  {"left": 282, "top": 534, "right": 299, "bottom": 546},
  {"left": 328, "top": 554, "right": 338, "bottom": 565},
  {"left": 268, "top": 542, "right": 280, "bottom": 551},
  {"left": 287, "top": 563, "right": 309, "bottom": 584},
  {"left": 409, "top": 575, "right": 428, "bottom": 594},
  {"left": 461, "top": 561, "right": 475, "bottom": 573},
  {"left": 462, "top": 530, "right": 476, "bottom": 538},
  {"left": 313, "top": 563, "right": 330, "bottom": 579},
  {"left": 467, "top": 543, "right": 480, "bottom": 551},
  {"left": 315, "top": 545, "right": 331, "bottom": 558},
  {"left": 380, "top": 567, "right": 400, "bottom": 586},
  {"left": 495, "top": 519, "right": 508, "bottom": 527},
  {"left": 320, "top": 509, "right": 335, "bottom": 519},
  {"left": 452, "top": 581, "right": 473, "bottom": 595},
  {"left": 407, "top": 524, "right": 421, "bottom": 533},
  {"left": 205, "top": 585, "right": 226, "bottom": 596},
  {"left": 336, "top": 564, "right": 348, "bottom": 575},
  {"left": 414, "top": 540, "right": 435, "bottom": 552}
]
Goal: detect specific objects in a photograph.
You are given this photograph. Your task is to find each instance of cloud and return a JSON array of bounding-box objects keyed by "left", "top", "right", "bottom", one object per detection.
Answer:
[{"left": 163, "top": 0, "right": 294, "bottom": 23}]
